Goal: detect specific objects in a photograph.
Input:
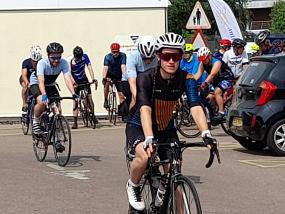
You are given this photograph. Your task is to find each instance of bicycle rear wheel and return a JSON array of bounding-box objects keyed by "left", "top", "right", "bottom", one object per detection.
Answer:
[
  {"left": 53, "top": 116, "right": 72, "bottom": 167},
  {"left": 175, "top": 105, "right": 200, "bottom": 138},
  {"left": 21, "top": 113, "right": 29, "bottom": 135},
  {"left": 165, "top": 175, "right": 202, "bottom": 214},
  {"left": 221, "top": 100, "right": 232, "bottom": 135},
  {"left": 33, "top": 136, "right": 48, "bottom": 162}
]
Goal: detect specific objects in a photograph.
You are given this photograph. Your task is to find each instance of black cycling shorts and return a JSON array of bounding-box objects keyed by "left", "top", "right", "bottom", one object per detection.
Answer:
[
  {"left": 75, "top": 80, "right": 91, "bottom": 95},
  {"left": 30, "top": 85, "right": 59, "bottom": 101},
  {"left": 125, "top": 123, "right": 181, "bottom": 161},
  {"left": 106, "top": 73, "right": 122, "bottom": 92}
]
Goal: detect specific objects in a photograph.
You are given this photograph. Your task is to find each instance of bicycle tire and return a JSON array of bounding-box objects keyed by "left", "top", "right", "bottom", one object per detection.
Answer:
[
  {"left": 79, "top": 99, "right": 88, "bottom": 127},
  {"left": 112, "top": 92, "right": 117, "bottom": 125},
  {"left": 221, "top": 100, "right": 232, "bottom": 135},
  {"left": 162, "top": 175, "right": 202, "bottom": 214},
  {"left": 32, "top": 136, "right": 48, "bottom": 162},
  {"left": 107, "top": 91, "right": 113, "bottom": 123},
  {"left": 85, "top": 98, "right": 96, "bottom": 129},
  {"left": 21, "top": 114, "right": 29, "bottom": 135},
  {"left": 140, "top": 176, "right": 157, "bottom": 214},
  {"left": 52, "top": 116, "right": 72, "bottom": 167},
  {"left": 175, "top": 105, "right": 200, "bottom": 138}
]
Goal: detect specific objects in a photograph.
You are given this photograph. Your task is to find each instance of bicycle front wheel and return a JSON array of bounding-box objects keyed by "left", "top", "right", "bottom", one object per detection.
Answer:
[
  {"left": 53, "top": 116, "right": 72, "bottom": 167},
  {"left": 33, "top": 137, "right": 48, "bottom": 162},
  {"left": 21, "top": 114, "right": 29, "bottom": 135},
  {"left": 166, "top": 175, "right": 202, "bottom": 214}
]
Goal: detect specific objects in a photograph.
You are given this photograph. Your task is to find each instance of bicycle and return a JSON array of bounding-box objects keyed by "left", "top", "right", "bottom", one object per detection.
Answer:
[
  {"left": 75, "top": 81, "right": 97, "bottom": 129},
  {"left": 20, "top": 94, "right": 35, "bottom": 135},
  {"left": 32, "top": 96, "right": 74, "bottom": 167},
  {"left": 127, "top": 140, "right": 220, "bottom": 214},
  {"left": 106, "top": 80, "right": 118, "bottom": 125}
]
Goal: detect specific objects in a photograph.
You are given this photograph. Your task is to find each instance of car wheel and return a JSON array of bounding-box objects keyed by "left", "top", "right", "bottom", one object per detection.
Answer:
[
  {"left": 267, "top": 118, "right": 285, "bottom": 156},
  {"left": 232, "top": 135, "right": 267, "bottom": 151}
]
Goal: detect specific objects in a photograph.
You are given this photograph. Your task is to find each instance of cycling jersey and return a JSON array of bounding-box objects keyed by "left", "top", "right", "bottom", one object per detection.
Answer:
[
  {"left": 69, "top": 53, "right": 91, "bottom": 82},
  {"left": 261, "top": 46, "right": 281, "bottom": 55},
  {"left": 222, "top": 48, "right": 249, "bottom": 79},
  {"left": 128, "top": 67, "right": 188, "bottom": 132},
  {"left": 122, "top": 50, "right": 158, "bottom": 81},
  {"left": 212, "top": 50, "right": 223, "bottom": 60},
  {"left": 104, "top": 52, "right": 126, "bottom": 80},
  {"left": 30, "top": 58, "right": 70, "bottom": 86},
  {"left": 19, "top": 58, "right": 36, "bottom": 84},
  {"left": 180, "top": 53, "right": 207, "bottom": 84},
  {"left": 203, "top": 57, "right": 234, "bottom": 87}
]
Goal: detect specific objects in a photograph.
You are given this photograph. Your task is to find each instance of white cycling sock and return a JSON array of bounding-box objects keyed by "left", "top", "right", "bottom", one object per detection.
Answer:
[
  {"left": 33, "top": 117, "right": 40, "bottom": 124},
  {"left": 128, "top": 179, "right": 139, "bottom": 187},
  {"left": 201, "top": 130, "right": 211, "bottom": 138}
]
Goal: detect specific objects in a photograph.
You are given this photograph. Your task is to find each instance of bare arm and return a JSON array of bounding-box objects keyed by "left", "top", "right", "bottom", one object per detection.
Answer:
[
  {"left": 103, "top": 66, "right": 108, "bottom": 79},
  {"left": 204, "top": 60, "right": 221, "bottom": 84},
  {"left": 87, "top": 64, "right": 95, "bottom": 81},
  {"left": 128, "top": 77, "right": 137, "bottom": 108},
  {"left": 140, "top": 105, "right": 153, "bottom": 137},
  {"left": 121, "top": 64, "right": 127, "bottom": 76},
  {"left": 194, "top": 62, "right": 204, "bottom": 80},
  {"left": 64, "top": 74, "right": 76, "bottom": 95},
  {"left": 21, "top": 68, "right": 29, "bottom": 86}
]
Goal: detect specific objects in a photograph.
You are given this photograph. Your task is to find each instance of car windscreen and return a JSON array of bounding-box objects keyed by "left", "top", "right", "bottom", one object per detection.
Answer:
[{"left": 239, "top": 60, "right": 276, "bottom": 86}]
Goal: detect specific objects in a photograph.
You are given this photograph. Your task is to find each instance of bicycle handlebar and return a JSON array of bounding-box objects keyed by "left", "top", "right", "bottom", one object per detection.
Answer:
[{"left": 152, "top": 140, "right": 221, "bottom": 168}]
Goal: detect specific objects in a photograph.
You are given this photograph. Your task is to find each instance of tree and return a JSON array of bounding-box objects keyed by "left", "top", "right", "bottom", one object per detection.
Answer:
[
  {"left": 168, "top": 0, "right": 249, "bottom": 37},
  {"left": 271, "top": 1, "right": 285, "bottom": 34}
]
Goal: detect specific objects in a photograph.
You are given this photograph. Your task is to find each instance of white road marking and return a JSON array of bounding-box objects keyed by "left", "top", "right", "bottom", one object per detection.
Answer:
[
  {"left": 47, "top": 163, "right": 90, "bottom": 180},
  {"left": 239, "top": 159, "right": 285, "bottom": 168}
]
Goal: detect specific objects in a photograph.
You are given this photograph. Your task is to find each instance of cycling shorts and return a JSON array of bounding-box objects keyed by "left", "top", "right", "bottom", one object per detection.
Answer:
[
  {"left": 75, "top": 80, "right": 91, "bottom": 95},
  {"left": 125, "top": 123, "right": 181, "bottom": 161},
  {"left": 105, "top": 73, "right": 122, "bottom": 92},
  {"left": 215, "top": 80, "right": 233, "bottom": 93},
  {"left": 30, "top": 84, "right": 59, "bottom": 101}
]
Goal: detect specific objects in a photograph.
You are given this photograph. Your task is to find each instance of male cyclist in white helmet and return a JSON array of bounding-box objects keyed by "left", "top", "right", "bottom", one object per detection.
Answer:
[
  {"left": 19, "top": 45, "right": 42, "bottom": 112},
  {"left": 122, "top": 35, "right": 158, "bottom": 110},
  {"left": 125, "top": 33, "right": 218, "bottom": 212}
]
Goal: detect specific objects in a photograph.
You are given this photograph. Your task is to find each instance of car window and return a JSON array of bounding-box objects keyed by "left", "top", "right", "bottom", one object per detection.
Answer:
[{"left": 239, "top": 60, "right": 276, "bottom": 86}]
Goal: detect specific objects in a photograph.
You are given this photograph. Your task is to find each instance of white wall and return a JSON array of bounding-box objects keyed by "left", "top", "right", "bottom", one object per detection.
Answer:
[{"left": 0, "top": 8, "right": 166, "bottom": 117}]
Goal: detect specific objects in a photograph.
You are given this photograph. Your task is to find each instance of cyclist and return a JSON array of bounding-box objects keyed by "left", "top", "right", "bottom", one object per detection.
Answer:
[
  {"left": 255, "top": 30, "right": 281, "bottom": 55},
  {"left": 213, "top": 39, "right": 232, "bottom": 60},
  {"left": 125, "top": 33, "right": 215, "bottom": 212},
  {"left": 102, "top": 42, "right": 126, "bottom": 109},
  {"left": 249, "top": 43, "right": 260, "bottom": 57},
  {"left": 122, "top": 35, "right": 158, "bottom": 110},
  {"left": 180, "top": 43, "right": 207, "bottom": 84},
  {"left": 29, "top": 42, "right": 78, "bottom": 152},
  {"left": 195, "top": 47, "right": 234, "bottom": 123},
  {"left": 19, "top": 45, "right": 42, "bottom": 112},
  {"left": 69, "top": 46, "right": 98, "bottom": 129}
]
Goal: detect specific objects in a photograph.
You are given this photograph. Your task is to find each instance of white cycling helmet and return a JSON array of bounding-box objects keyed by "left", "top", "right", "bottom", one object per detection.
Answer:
[
  {"left": 30, "top": 45, "right": 42, "bottom": 61},
  {"left": 155, "top": 32, "right": 185, "bottom": 52},
  {"left": 197, "top": 46, "right": 211, "bottom": 62},
  {"left": 138, "top": 35, "right": 156, "bottom": 58}
]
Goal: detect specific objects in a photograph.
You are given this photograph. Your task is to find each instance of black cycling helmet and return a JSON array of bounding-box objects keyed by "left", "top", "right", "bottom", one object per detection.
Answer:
[
  {"left": 73, "top": 46, "right": 83, "bottom": 59},
  {"left": 232, "top": 38, "right": 247, "bottom": 48},
  {"left": 46, "top": 42, "right": 64, "bottom": 54},
  {"left": 254, "top": 30, "right": 270, "bottom": 45}
]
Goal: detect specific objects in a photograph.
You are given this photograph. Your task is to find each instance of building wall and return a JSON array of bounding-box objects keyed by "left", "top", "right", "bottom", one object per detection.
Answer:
[{"left": 0, "top": 8, "right": 166, "bottom": 116}]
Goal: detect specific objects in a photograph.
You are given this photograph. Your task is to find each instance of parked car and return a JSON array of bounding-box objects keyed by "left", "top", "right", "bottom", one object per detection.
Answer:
[{"left": 227, "top": 53, "right": 285, "bottom": 156}]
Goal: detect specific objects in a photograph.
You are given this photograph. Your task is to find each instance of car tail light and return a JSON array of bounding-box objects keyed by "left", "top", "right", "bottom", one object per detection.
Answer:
[{"left": 256, "top": 80, "right": 277, "bottom": 106}]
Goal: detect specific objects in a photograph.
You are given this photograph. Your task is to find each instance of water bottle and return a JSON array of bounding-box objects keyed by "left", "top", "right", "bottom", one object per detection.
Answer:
[{"left": 154, "top": 174, "right": 167, "bottom": 207}]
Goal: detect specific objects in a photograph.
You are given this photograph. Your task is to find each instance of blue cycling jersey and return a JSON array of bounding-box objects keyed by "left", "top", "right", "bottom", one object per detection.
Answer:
[
  {"left": 70, "top": 53, "right": 91, "bottom": 82},
  {"left": 104, "top": 52, "right": 126, "bottom": 79},
  {"left": 30, "top": 58, "right": 70, "bottom": 86}
]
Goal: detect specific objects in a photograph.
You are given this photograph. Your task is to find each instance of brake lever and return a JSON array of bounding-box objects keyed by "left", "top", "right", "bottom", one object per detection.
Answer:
[{"left": 205, "top": 140, "right": 221, "bottom": 168}]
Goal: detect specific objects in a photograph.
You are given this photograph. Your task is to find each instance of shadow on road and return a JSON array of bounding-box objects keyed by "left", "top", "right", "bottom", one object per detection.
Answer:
[
  {"left": 68, "top": 155, "right": 101, "bottom": 167},
  {"left": 232, "top": 148, "right": 274, "bottom": 157}
]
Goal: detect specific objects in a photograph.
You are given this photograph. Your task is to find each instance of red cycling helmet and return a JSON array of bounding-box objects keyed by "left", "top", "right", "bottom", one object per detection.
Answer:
[
  {"left": 110, "top": 43, "right": 120, "bottom": 51},
  {"left": 219, "top": 39, "right": 232, "bottom": 47}
]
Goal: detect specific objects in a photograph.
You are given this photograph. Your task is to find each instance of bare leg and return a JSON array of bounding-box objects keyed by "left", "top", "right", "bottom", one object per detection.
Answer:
[
  {"left": 214, "top": 88, "right": 224, "bottom": 112},
  {"left": 190, "top": 105, "right": 208, "bottom": 132}
]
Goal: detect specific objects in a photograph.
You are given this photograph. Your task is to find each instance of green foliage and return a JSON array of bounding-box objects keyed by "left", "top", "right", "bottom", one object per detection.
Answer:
[
  {"left": 168, "top": 0, "right": 249, "bottom": 37},
  {"left": 271, "top": 1, "right": 285, "bottom": 34}
]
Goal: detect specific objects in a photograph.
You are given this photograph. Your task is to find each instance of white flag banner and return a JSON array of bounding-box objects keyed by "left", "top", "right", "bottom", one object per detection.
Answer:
[{"left": 208, "top": 0, "right": 243, "bottom": 40}]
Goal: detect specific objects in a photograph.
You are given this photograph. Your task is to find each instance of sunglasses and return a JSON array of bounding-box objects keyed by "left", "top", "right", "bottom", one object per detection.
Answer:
[
  {"left": 49, "top": 55, "right": 61, "bottom": 61},
  {"left": 160, "top": 53, "right": 182, "bottom": 62},
  {"left": 142, "top": 56, "right": 155, "bottom": 61},
  {"left": 112, "top": 51, "right": 119, "bottom": 54}
]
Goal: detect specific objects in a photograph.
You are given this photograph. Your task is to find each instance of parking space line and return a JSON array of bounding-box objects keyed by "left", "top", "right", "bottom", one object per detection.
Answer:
[{"left": 239, "top": 159, "right": 285, "bottom": 168}]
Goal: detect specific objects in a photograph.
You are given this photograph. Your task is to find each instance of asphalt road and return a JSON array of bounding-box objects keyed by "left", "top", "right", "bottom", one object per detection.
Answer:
[{"left": 0, "top": 121, "right": 284, "bottom": 214}]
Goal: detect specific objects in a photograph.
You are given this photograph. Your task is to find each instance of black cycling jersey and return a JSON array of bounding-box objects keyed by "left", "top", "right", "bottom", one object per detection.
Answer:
[
  {"left": 128, "top": 67, "right": 187, "bottom": 131},
  {"left": 203, "top": 57, "right": 234, "bottom": 86},
  {"left": 21, "top": 58, "right": 36, "bottom": 80}
]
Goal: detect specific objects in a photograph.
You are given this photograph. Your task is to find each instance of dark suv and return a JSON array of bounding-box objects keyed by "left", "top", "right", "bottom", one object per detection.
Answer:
[{"left": 228, "top": 53, "right": 285, "bottom": 156}]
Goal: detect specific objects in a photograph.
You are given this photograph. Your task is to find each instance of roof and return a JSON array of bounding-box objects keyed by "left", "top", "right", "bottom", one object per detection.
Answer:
[{"left": 0, "top": 0, "right": 169, "bottom": 10}]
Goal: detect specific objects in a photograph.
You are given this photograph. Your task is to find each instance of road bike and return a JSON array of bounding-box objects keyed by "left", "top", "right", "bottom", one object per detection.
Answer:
[
  {"left": 20, "top": 94, "right": 35, "bottom": 135},
  {"left": 106, "top": 80, "right": 119, "bottom": 125},
  {"left": 127, "top": 140, "right": 220, "bottom": 214},
  {"left": 75, "top": 81, "right": 97, "bottom": 129},
  {"left": 32, "top": 96, "right": 74, "bottom": 167}
]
